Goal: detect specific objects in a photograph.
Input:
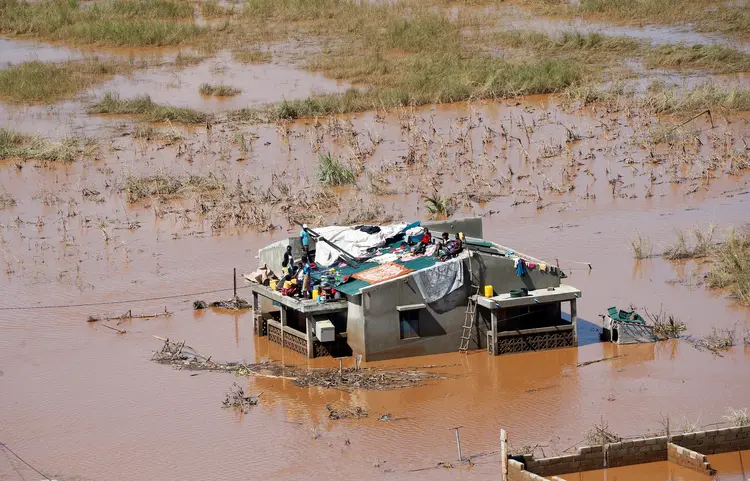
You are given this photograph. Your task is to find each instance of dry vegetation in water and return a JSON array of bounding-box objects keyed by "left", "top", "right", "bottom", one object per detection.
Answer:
[
  {"left": 662, "top": 225, "right": 716, "bottom": 260},
  {"left": 123, "top": 171, "right": 223, "bottom": 203},
  {"left": 199, "top": 83, "right": 242, "bottom": 96},
  {"left": 89, "top": 93, "right": 209, "bottom": 124},
  {"left": 630, "top": 233, "right": 653, "bottom": 259},
  {"left": 152, "top": 339, "right": 451, "bottom": 391},
  {"left": 522, "top": 0, "right": 750, "bottom": 42},
  {"left": 0, "top": 59, "right": 138, "bottom": 103},
  {"left": 643, "top": 307, "right": 687, "bottom": 340},
  {"left": 0, "top": 0, "right": 204, "bottom": 46},
  {"left": 706, "top": 226, "right": 750, "bottom": 306},
  {"left": 232, "top": 47, "right": 271, "bottom": 64},
  {"left": 0, "top": 128, "right": 96, "bottom": 162}
]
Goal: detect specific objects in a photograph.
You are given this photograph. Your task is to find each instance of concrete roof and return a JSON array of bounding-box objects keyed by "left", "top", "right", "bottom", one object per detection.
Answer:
[
  {"left": 475, "top": 284, "right": 582, "bottom": 310},
  {"left": 247, "top": 283, "right": 349, "bottom": 314}
]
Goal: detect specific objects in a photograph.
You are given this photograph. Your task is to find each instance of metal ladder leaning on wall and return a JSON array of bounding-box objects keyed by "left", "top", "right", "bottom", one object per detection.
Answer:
[{"left": 459, "top": 250, "right": 478, "bottom": 353}]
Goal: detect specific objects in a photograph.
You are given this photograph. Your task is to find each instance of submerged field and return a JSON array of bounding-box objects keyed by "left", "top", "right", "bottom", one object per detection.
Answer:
[{"left": 1, "top": 0, "right": 750, "bottom": 480}]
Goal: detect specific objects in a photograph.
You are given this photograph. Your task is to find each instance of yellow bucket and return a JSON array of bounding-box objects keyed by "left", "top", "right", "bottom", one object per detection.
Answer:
[
  {"left": 484, "top": 285, "right": 494, "bottom": 297},
  {"left": 270, "top": 280, "right": 278, "bottom": 290},
  {"left": 312, "top": 289, "right": 320, "bottom": 301}
]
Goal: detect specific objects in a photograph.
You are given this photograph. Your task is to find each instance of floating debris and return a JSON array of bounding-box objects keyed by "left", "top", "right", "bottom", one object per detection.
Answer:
[
  {"left": 193, "top": 296, "right": 251, "bottom": 310},
  {"left": 684, "top": 327, "right": 736, "bottom": 355},
  {"left": 326, "top": 403, "right": 368, "bottom": 420},
  {"left": 222, "top": 382, "right": 261, "bottom": 413},
  {"left": 151, "top": 338, "right": 450, "bottom": 390},
  {"left": 87, "top": 307, "right": 172, "bottom": 324}
]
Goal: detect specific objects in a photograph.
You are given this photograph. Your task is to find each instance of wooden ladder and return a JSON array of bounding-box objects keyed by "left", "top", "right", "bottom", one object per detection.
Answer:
[{"left": 459, "top": 251, "right": 478, "bottom": 353}]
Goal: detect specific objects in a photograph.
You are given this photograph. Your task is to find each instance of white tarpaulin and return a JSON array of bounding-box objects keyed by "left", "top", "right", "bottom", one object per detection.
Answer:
[{"left": 313, "top": 224, "right": 407, "bottom": 267}]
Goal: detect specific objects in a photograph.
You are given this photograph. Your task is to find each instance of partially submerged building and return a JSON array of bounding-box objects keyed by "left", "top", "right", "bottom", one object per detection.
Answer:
[{"left": 246, "top": 217, "right": 582, "bottom": 361}]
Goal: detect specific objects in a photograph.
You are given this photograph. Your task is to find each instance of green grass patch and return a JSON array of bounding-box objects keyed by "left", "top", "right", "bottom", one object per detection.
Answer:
[
  {"left": 645, "top": 44, "right": 750, "bottom": 73},
  {"left": 0, "top": 128, "right": 95, "bottom": 162},
  {"left": 89, "top": 92, "right": 209, "bottom": 123},
  {"left": 493, "top": 30, "right": 640, "bottom": 53},
  {"left": 0, "top": 0, "right": 205, "bottom": 46},
  {"left": 0, "top": 59, "right": 134, "bottom": 103},
  {"left": 199, "top": 83, "right": 242, "bottom": 96},
  {"left": 317, "top": 152, "right": 356, "bottom": 186}
]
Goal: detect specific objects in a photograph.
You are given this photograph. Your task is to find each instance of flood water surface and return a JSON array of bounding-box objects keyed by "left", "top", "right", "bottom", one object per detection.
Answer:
[{"left": 1, "top": 38, "right": 750, "bottom": 481}]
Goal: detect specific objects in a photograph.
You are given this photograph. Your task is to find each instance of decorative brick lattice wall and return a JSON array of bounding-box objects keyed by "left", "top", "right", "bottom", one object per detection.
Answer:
[{"left": 496, "top": 330, "right": 574, "bottom": 355}]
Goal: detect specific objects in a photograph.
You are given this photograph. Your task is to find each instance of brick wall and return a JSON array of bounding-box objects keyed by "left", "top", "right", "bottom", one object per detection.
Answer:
[
  {"left": 667, "top": 442, "right": 715, "bottom": 475},
  {"left": 510, "top": 425, "right": 750, "bottom": 478},
  {"left": 671, "top": 426, "right": 750, "bottom": 455},
  {"left": 521, "top": 445, "right": 604, "bottom": 477},
  {"left": 606, "top": 436, "right": 668, "bottom": 467},
  {"left": 508, "top": 459, "right": 552, "bottom": 481}
]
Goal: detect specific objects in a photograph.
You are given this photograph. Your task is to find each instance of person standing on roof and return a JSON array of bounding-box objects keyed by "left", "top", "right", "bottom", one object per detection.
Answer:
[
  {"left": 300, "top": 224, "right": 311, "bottom": 259},
  {"left": 301, "top": 255, "right": 312, "bottom": 299},
  {"left": 282, "top": 245, "right": 294, "bottom": 274}
]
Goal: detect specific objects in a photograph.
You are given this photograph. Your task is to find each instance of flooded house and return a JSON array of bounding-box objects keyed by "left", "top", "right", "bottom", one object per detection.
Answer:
[{"left": 246, "top": 217, "right": 581, "bottom": 361}]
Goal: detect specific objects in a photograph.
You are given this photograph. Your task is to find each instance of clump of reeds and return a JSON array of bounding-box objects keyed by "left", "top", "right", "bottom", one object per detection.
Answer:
[
  {"left": 723, "top": 407, "right": 750, "bottom": 427},
  {"left": 232, "top": 48, "right": 271, "bottom": 64},
  {"left": 317, "top": 152, "right": 356, "bottom": 186},
  {"left": 199, "top": 83, "right": 241, "bottom": 96},
  {"left": 89, "top": 93, "right": 208, "bottom": 124},
  {"left": 342, "top": 199, "right": 394, "bottom": 225},
  {"left": 124, "top": 171, "right": 223, "bottom": 203},
  {"left": 706, "top": 226, "right": 750, "bottom": 305},
  {"left": 630, "top": 233, "right": 652, "bottom": 259},
  {"left": 643, "top": 306, "right": 686, "bottom": 340},
  {"left": 662, "top": 224, "right": 716, "bottom": 260}
]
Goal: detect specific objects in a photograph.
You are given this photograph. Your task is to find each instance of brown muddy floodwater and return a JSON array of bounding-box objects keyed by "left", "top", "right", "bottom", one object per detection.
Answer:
[
  {"left": 561, "top": 450, "right": 750, "bottom": 480},
  {"left": 1, "top": 65, "right": 750, "bottom": 480}
]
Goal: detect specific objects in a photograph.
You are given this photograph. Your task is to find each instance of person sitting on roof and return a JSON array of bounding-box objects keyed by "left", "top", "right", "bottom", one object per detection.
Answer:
[
  {"left": 441, "top": 233, "right": 464, "bottom": 260},
  {"left": 435, "top": 232, "right": 450, "bottom": 254},
  {"left": 413, "top": 228, "right": 432, "bottom": 255}
]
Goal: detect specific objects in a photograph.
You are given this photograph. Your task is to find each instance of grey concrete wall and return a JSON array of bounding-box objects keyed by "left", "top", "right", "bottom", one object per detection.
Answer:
[
  {"left": 345, "top": 296, "right": 366, "bottom": 356},
  {"left": 360, "top": 258, "right": 472, "bottom": 361},
  {"left": 424, "top": 217, "right": 483, "bottom": 238},
  {"left": 475, "top": 253, "right": 560, "bottom": 296}
]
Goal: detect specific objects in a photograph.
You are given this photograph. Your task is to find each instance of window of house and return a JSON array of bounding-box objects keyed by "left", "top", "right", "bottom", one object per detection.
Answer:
[{"left": 399, "top": 309, "right": 421, "bottom": 339}]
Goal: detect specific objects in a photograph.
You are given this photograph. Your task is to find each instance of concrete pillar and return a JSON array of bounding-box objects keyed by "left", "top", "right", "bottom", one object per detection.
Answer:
[
  {"left": 490, "top": 309, "right": 498, "bottom": 356},
  {"left": 280, "top": 306, "right": 287, "bottom": 349},
  {"left": 305, "top": 314, "right": 314, "bottom": 358},
  {"left": 570, "top": 299, "right": 578, "bottom": 346}
]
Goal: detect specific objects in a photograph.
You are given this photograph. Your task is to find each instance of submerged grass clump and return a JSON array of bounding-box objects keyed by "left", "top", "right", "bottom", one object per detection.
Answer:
[
  {"left": 0, "top": 128, "right": 94, "bottom": 162},
  {"left": 89, "top": 93, "right": 208, "bottom": 124},
  {"left": 124, "top": 171, "right": 223, "bottom": 203},
  {"left": 232, "top": 47, "right": 271, "bottom": 64},
  {"left": 199, "top": 83, "right": 242, "bottom": 96},
  {"left": 0, "top": 59, "right": 133, "bottom": 103},
  {"left": 317, "top": 152, "right": 356, "bottom": 186},
  {"left": 724, "top": 407, "right": 750, "bottom": 427},
  {"left": 645, "top": 44, "right": 750, "bottom": 74},
  {"left": 706, "top": 226, "right": 750, "bottom": 306},
  {"left": 0, "top": 0, "right": 204, "bottom": 46},
  {"left": 630, "top": 233, "right": 652, "bottom": 259},
  {"left": 662, "top": 225, "right": 716, "bottom": 260},
  {"left": 201, "top": 0, "right": 233, "bottom": 17}
]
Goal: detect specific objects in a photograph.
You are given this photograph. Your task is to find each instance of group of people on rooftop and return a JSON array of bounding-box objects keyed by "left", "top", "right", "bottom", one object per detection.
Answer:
[
  {"left": 415, "top": 229, "right": 465, "bottom": 260},
  {"left": 276, "top": 245, "right": 313, "bottom": 298}
]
